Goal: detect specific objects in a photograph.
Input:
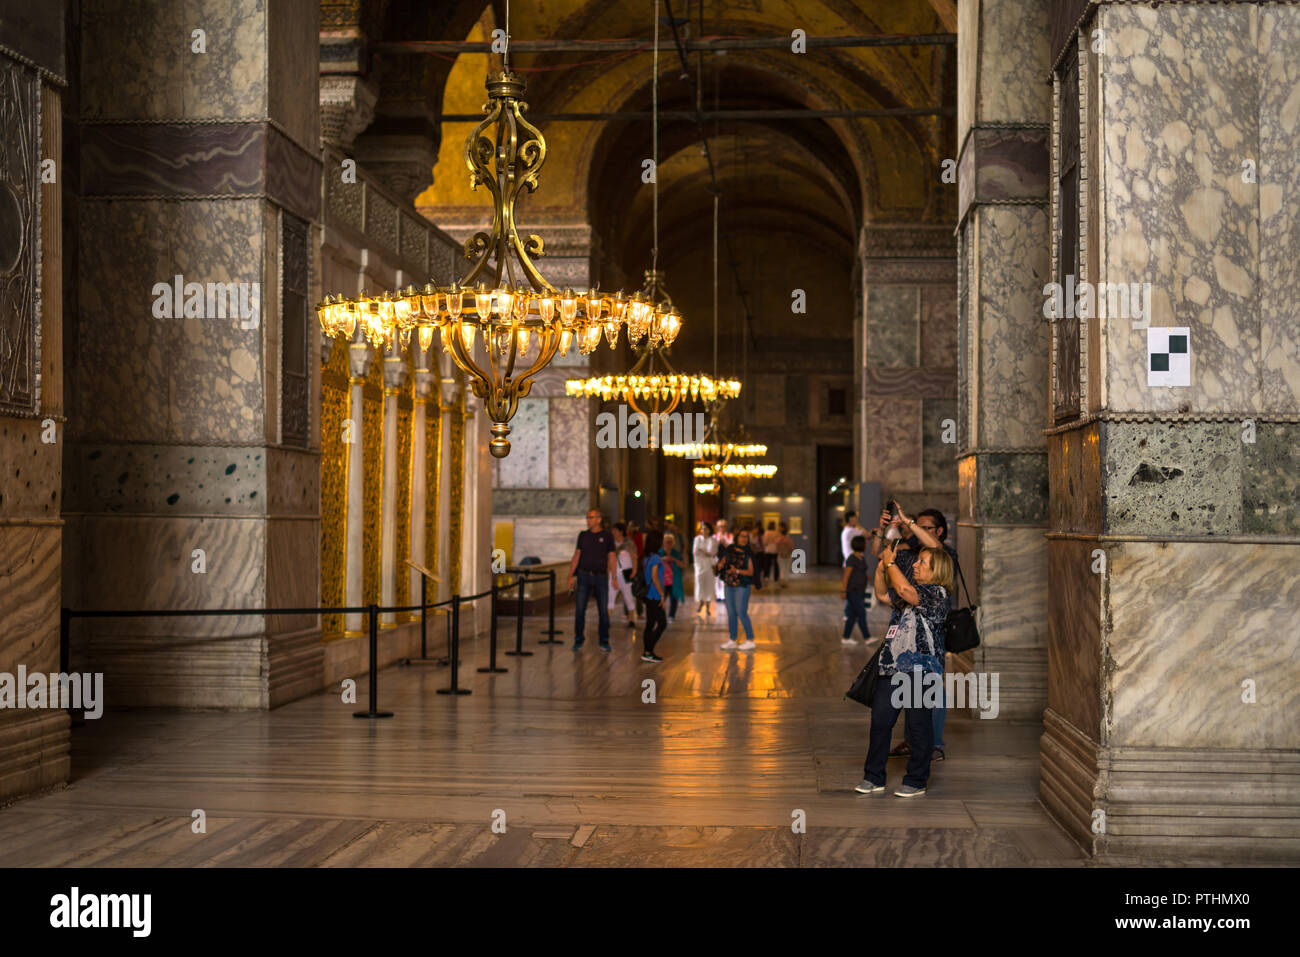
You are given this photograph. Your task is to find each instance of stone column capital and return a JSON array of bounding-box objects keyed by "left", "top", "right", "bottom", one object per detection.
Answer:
[
  {"left": 383, "top": 354, "right": 408, "bottom": 391},
  {"left": 413, "top": 366, "right": 435, "bottom": 400},
  {"left": 319, "top": 75, "right": 379, "bottom": 151},
  {"left": 348, "top": 342, "right": 374, "bottom": 378}
]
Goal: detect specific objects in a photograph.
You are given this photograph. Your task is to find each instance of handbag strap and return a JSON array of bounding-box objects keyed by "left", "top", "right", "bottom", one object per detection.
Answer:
[{"left": 953, "top": 553, "right": 974, "bottom": 608}]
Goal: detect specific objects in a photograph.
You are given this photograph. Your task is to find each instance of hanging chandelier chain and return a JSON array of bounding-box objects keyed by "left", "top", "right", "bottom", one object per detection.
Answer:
[{"left": 652, "top": 0, "right": 659, "bottom": 276}]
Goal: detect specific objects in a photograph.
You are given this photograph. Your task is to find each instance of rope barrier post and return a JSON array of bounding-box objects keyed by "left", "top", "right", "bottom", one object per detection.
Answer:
[
  {"left": 538, "top": 569, "right": 562, "bottom": 643},
  {"left": 354, "top": 603, "right": 394, "bottom": 718},
  {"left": 437, "top": 594, "right": 471, "bottom": 695},
  {"left": 478, "top": 579, "right": 507, "bottom": 673},
  {"left": 505, "top": 574, "right": 533, "bottom": 657}
]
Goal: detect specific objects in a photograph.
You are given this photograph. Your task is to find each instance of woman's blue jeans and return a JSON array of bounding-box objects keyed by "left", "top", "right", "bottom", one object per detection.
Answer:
[{"left": 723, "top": 585, "right": 754, "bottom": 642}]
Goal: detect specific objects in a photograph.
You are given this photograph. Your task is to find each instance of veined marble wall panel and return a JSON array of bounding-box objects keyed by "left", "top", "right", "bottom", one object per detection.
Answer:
[
  {"left": 266, "top": 517, "right": 319, "bottom": 639},
  {"left": 0, "top": 419, "right": 61, "bottom": 519},
  {"left": 1107, "top": 541, "right": 1300, "bottom": 751},
  {"left": 63, "top": 444, "right": 268, "bottom": 515},
  {"left": 512, "top": 516, "right": 583, "bottom": 565},
  {"left": 0, "top": 525, "right": 61, "bottom": 675},
  {"left": 1048, "top": 423, "right": 1102, "bottom": 535},
  {"left": 74, "top": 200, "right": 171, "bottom": 442},
  {"left": 1243, "top": 422, "right": 1300, "bottom": 535},
  {"left": 1046, "top": 538, "right": 1102, "bottom": 741},
  {"left": 865, "top": 396, "right": 922, "bottom": 493},
  {"left": 62, "top": 515, "right": 266, "bottom": 636},
  {"left": 1099, "top": 4, "right": 1261, "bottom": 414},
  {"left": 865, "top": 286, "right": 919, "bottom": 366},
  {"left": 976, "top": 0, "right": 1052, "bottom": 129},
  {"left": 956, "top": 0, "right": 979, "bottom": 148},
  {"left": 265, "top": 447, "right": 318, "bottom": 517},
  {"left": 492, "top": 489, "right": 590, "bottom": 516},
  {"left": 266, "top": 0, "right": 319, "bottom": 153},
  {"left": 974, "top": 205, "right": 1051, "bottom": 449},
  {"left": 976, "top": 525, "right": 1048, "bottom": 650},
  {"left": 1258, "top": 8, "right": 1300, "bottom": 414},
  {"left": 919, "top": 284, "right": 958, "bottom": 368},
  {"left": 80, "top": 0, "right": 267, "bottom": 120},
  {"left": 168, "top": 201, "right": 266, "bottom": 443},
  {"left": 549, "top": 396, "right": 589, "bottom": 489},
  {"left": 975, "top": 452, "right": 1049, "bottom": 525},
  {"left": 922, "top": 397, "right": 959, "bottom": 496},
  {"left": 497, "top": 398, "right": 548, "bottom": 488}
]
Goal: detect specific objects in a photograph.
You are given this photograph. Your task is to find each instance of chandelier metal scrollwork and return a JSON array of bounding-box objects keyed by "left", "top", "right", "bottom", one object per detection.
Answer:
[{"left": 317, "top": 70, "right": 666, "bottom": 458}]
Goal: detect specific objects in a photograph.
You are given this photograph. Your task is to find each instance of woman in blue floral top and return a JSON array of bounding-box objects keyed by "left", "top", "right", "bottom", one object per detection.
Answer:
[{"left": 855, "top": 541, "right": 953, "bottom": 798}]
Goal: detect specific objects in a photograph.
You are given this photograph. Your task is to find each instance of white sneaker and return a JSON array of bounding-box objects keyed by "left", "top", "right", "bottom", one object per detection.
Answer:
[
  {"left": 738, "top": 640, "right": 757, "bottom": 651},
  {"left": 720, "top": 640, "right": 738, "bottom": 650},
  {"left": 841, "top": 637, "right": 857, "bottom": 644}
]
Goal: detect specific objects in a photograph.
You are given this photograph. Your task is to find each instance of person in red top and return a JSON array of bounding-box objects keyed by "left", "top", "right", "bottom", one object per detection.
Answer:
[{"left": 629, "top": 520, "right": 645, "bottom": 560}]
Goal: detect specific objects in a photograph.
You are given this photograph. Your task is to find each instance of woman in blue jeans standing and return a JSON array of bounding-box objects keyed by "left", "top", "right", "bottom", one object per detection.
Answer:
[{"left": 718, "top": 529, "right": 757, "bottom": 651}]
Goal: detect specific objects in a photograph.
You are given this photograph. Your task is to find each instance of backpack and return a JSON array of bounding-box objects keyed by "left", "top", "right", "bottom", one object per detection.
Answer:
[{"left": 630, "top": 556, "right": 650, "bottom": 601}]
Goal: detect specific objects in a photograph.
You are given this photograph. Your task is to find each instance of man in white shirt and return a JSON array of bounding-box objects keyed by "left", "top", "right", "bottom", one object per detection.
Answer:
[{"left": 840, "top": 511, "right": 873, "bottom": 603}]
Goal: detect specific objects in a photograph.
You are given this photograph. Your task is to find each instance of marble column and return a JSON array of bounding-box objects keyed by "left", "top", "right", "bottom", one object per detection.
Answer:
[
  {"left": 379, "top": 350, "right": 408, "bottom": 626},
  {"left": 436, "top": 355, "right": 459, "bottom": 602},
  {"left": 409, "top": 343, "right": 434, "bottom": 610},
  {"left": 859, "top": 224, "right": 959, "bottom": 522},
  {"left": 1040, "top": 1, "right": 1300, "bottom": 863},
  {"left": 343, "top": 343, "right": 373, "bottom": 634},
  {"left": 954, "top": 0, "right": 1053, "bottom": 721},
  {"left": 63, "top": 0, "right": 324, "bottom": 710}
]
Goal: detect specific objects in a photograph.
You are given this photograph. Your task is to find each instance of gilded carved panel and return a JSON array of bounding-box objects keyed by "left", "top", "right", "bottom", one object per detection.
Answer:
[
  {"left": 396, "top": 404, "right": 412, "bottom": 614},
  {"left": 320, "top": 376, "right": 348, "bottom": 634},
  {"left": 0, "top": 55, "right": 39, "bottom": 416}
]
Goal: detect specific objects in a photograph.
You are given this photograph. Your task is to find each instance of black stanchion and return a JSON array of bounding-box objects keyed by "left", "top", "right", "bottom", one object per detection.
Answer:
[
  {"left": 437, "top": 595, "right": 471, "bottom": 695},
  {"left": 401, "top": 575, "right": 449, "bottom": 666},
  {"left": 505, "top": 574, "right": 533, "bottom": 657},
  {"left": 354, "top": 603, "right": 394, "bottom": 718},
  {"left": 478, "top": 581, "right": 507, "bottom": 674},
  {"left": 538, "top": 569, "right": 562, "bottom": 644}
]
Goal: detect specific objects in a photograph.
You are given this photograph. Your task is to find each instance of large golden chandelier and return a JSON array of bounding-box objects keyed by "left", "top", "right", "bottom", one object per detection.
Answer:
[{"left": 317, "top": 70, "right": 668, "bottom": 457}]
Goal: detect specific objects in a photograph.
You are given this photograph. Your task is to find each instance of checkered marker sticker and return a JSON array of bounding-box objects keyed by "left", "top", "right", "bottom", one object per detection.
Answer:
[{"left": 1147, "top": 327, "right": 1190, "bottom": 387}]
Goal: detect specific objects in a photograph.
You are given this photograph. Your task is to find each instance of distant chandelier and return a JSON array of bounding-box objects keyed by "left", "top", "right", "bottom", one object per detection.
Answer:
[
  {"left": 663, "top": 441, "right": 765, "bottom": 459},
  {"left": 565, "top": 269, "right": 731, "bottom": 418},
  {"left": 317, "top": 70, "right": 667, "bottom": 457},
  {"left": 694, "top": 463, "right": 778, "bottom": 480}
]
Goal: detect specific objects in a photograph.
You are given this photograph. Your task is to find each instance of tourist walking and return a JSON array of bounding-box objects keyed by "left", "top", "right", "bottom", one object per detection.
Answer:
[
  {"left": 713, "top": 519, "right": 732, "bottom": 602},
  {"left": 567, "top": 508, "right": 617, "bottom": 652},
  {"left": 762, "top": 521, "right": 781, "bottom": 585},
  {"left": 639, "top": 530, "right": 668, "bottom": 662},
  {"left": 660, "top": 531, "right": 686, "bottom": 623},
  {"left": 775, "top": 522, "right": 795, "bottom": 589},
  {"left": 855, "top": 540, "right": 953, "bottom": 796},
  {"left": 717, "top": 528, "right": 757, "bottom": 651},
  {"left": 608, "top": 521, "right": 638, "bottom": 629},
  {"left": 692, "top": 521, "right": 717, "bottom": 621},
  {"left": 840, "top": 533, "right": 870, "bottom": 643}
]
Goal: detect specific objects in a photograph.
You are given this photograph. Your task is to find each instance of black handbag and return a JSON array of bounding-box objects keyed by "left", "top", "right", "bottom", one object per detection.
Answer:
[
  {"left": 844, "top": 645, "right": 884, "bottom": 707},
  {"left": 944, "top": 558, "right": 980, "bottom": 654}
]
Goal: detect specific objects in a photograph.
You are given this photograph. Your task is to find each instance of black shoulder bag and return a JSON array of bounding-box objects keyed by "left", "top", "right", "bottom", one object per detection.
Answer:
[
  {"left": 944, "top": 558, "right": 980, "bottom": 654},
  {"left": 844, "top": 644, "right": 884, "bottom": 707}
]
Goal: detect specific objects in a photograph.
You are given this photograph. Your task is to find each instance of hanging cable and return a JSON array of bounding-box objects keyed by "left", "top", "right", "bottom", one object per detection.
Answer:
[{"left": 652, "top": 0, "right": 659, "bottom": 277}]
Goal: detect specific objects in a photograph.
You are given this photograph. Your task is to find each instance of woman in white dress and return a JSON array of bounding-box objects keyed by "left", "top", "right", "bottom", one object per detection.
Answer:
[
  {"left": 692, "top": 520, "right": 718, "bottom": 621},
  {"left": 608, "top": 522, "right": 637, "bottom": 628},
  {"left": 713, "top": 519, "right": 732, "bottom": 602}
]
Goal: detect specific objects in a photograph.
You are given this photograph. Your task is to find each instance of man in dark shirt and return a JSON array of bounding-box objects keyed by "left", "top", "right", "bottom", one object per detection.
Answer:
[{"left": 568, "top": 508, "right": 618, "bottom": 652}]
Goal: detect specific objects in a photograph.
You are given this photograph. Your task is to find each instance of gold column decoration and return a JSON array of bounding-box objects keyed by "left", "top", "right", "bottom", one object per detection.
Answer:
[
  {"left": 396, "top": 398, "right": 413, "bottom": 617},
  {"left": 320, "top": 341, "right": 350, "bottom": 636},
  {"left": 448, "top": 377, "right": 466, "bottom": 595},
  {"left": 426, "top": 378, "right": 442, "bottom": 600}
]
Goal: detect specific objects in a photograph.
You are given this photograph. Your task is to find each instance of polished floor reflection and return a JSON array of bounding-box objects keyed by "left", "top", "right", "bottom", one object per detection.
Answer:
[{"left": 0, "top": 569, "right": 1082, "bottom": 866}]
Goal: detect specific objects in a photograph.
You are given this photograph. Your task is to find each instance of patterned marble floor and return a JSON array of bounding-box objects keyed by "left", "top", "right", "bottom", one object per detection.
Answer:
[{"left": 0, "top": 569, "right": 1084, "bottom": 867}]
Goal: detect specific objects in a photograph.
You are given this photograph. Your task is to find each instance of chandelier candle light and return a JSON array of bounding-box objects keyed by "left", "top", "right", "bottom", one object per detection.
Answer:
[{"left": 317, "top": 14, "right": 666, "bottom": 457}]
